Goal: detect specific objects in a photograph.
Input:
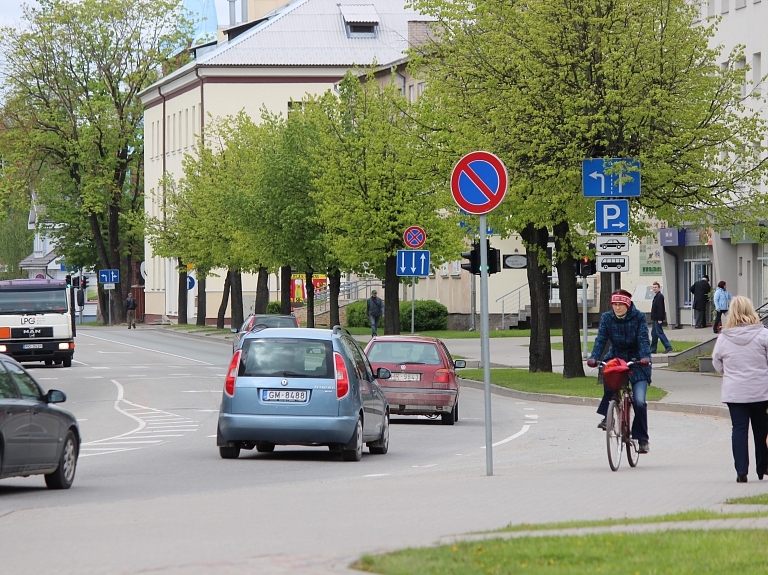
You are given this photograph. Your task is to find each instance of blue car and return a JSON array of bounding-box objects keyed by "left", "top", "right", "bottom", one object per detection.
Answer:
[{"left": 217, "top": 326, "right": 391, "bottom": 461}]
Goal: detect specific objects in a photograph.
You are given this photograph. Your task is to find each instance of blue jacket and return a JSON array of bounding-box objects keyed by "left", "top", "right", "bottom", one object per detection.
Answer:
[
  {"left": 714, "top": 287, "right": 732, "bottom": 312},
  {"left": 590, "top": 303, "right": 652, "bottom": 384}
]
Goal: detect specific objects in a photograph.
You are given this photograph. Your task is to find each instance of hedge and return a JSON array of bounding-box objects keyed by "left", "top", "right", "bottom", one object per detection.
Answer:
[
  {"left": 266, "top": 301, "right": 282, "bottom": 314},
  {"left": 346, "top": 299, "right": 448, "bottom": 331}
]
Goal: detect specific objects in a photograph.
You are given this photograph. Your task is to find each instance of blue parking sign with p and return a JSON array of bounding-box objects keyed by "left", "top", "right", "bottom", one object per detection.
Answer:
[{"left": 595, "top": 200, "right": 629, "bottom": 234}]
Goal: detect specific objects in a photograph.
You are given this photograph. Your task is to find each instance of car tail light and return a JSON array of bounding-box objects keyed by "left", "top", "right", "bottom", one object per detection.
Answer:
[
  {"left": 433, "top": 369, "right": 450, "bottom": 388},
  {"left": 225, "top": 350, "right": 241, "bottom": 397},
  {"left": 295, "top": 317, "right": 301, "bottom": 327},
  {"left": 334, "top": 352, "right": 349, "bottom": 399}
]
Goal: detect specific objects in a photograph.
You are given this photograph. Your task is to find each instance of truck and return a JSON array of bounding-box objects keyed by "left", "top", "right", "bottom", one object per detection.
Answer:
[{"left": 0, "top": 279, "right": 75, "bottom": 367}]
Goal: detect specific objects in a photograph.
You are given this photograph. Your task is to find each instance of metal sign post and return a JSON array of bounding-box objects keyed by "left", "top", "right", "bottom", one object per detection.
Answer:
[
  {"left": 479, "top": 214, "right": 493, "bottom": 476},
  {"left": 411, "top": 278, "right": 416, "bottom": 335},
  {"left": 582, "top": 281, "right": 589, "bottom": 358}
]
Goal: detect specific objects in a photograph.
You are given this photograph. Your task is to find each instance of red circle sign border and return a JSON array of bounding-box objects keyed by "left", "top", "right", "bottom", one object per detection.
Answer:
[
  {"left": 450, "top": 151, "right": 508, "bottom": 215},
  {"left": 403, "top": 225, "right": 427, "bottom": 249}
]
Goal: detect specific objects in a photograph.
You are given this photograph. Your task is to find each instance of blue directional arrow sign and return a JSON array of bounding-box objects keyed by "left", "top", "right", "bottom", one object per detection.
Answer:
[
  {"left": 396, "top": 250, "right": 430, "bottom": 277},
  {"left": 98, "top": 269, "right": 120, "bottom": 283},
  {"left": 583, "top": 158, "right": 641, "bottom": 197},
  {"left": 595, "top": 200, "right": 629, "bottom": 233}
]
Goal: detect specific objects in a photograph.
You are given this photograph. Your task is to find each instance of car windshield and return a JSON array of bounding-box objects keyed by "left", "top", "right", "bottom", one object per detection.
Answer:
[
  {"left": 252, "top": 316, "right": 297, "bottom": 329},
  {"left": 367, "top": 341, "right": 442, "bottom": 366},
  {"left": 0, "top": 289, "right": 68, "bottom": 314},
  {"left": 240, "top": 338, "right": 332, "bottom": 378}
]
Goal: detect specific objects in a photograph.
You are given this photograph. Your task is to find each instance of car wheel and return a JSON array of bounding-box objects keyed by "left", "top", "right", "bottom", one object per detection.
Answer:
[
  {"left": 62, "top": 357, "right": 72, "bottom": 368},
  {"left": 45, "top": 431, "right": 78, "bottom": 489},
  {"left": 256, "top": 442, "right": 275, "bottom": 453},
  {"left": 219, "top": 445, "right": 240, "bottom": 459},
  {"left": 369, "top": 412, "right": 389, "bottom": 454},
  {"left": 454, "top": 400, "right": 459, "bottom": 422},
  {"left": 342, "top": 417, "right": 363, "bottom": 461},
  {"left": 441, "top": 405, "right": 456, "bottom": 426},
  {"left": 45, "top": 359, "right": 53, "bottom": 366}
]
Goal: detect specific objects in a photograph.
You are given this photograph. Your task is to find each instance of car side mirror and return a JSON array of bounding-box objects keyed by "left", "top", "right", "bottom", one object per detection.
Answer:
[
  {"left": 230, "top": 328, "right": 239, "bottom": 333},
  {"left": 46, "top": 389, "right": 66, "bottom": 404},
  {"left": 376, "top": 367, "right": 391, "bottom": 380},
  {"left": 454, "top": 360, "right": 466, "bottom": 369}
]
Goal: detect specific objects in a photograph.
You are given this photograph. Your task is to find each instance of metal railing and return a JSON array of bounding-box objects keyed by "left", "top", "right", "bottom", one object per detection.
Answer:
[
  {"left": 313, "top": 277, "right": 383, "bottom": 316},
  {"left": 496, "top": 279, "right": 599, "bottom": 329}
]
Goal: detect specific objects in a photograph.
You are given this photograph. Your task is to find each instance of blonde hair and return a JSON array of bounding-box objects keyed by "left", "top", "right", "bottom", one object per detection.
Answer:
[{"left": 724, "top": 295, "right": 761, "bottom": 329}]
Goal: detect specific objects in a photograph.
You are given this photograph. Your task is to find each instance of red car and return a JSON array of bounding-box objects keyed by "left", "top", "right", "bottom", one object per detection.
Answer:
[{"left": 364, "top": 335, "right": 465, "bottom": 425}]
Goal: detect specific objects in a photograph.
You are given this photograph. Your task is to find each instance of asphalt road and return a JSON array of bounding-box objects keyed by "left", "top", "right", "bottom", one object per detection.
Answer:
[{"left": 0, "top": 328, "right": 756, "bottom": 575}]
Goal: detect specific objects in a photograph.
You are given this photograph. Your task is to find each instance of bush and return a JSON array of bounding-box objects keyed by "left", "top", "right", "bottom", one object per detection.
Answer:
[
  {"left": 266, "top": 301, "right": 282, "bottom": 314},
  {"left": 399, "top": 300, "right": 448, "bottom": 332},
  {"left": 346, "top": 300, "right": 370, "bottom": 327}
]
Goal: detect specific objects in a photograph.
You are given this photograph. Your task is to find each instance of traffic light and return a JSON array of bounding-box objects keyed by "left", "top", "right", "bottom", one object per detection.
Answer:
[
  {"left": 577, "top": 243, "right": 597, "bottom": 277},
  {"left": 76, "top": 289, "right": 85, "bottom": 307},
  {"left": 461, "top": 243, "right": 481, "bottom": 275},
  {"left": 488, "top": 244, "right": 501, "bottom": 275},
  {"left": 81, "top": 276, "right": 88, "bottom": 290},
  {"left": 73, "top": 276, "right": 80, "bottom": 288},
  {"left": 65, "top": 274, "right": 72, "bottom": 287}
]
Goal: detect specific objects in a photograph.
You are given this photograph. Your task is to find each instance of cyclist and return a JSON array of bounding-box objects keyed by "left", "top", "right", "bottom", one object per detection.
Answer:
[{"left": 587, "top": 290, "right": 652, "bottom": 453}]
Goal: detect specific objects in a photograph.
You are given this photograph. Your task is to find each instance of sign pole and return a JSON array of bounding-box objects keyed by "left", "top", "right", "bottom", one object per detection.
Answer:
[
  {"left": 479, "top": 215, "right": 493, "bottom": 476},
  {"left": 411, "top": 277, "right": 415, "bottom": 335},
  {"left": 108, "top": 290, "right": 112, "bottom": 326},
  {"left": 582, "top": 280, "right": 589, "bottom": 358}
]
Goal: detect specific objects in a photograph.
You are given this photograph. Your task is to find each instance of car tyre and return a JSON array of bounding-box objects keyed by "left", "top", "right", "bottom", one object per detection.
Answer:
[
  {"left": 62, "top": 357, "right": 72, "bottom": 368},
  {"left": 441, "top": 404, "right": 456, "bottom": 426},
  {"left": 454, "top": 400, "right": 459, "bottom": 422},
  {"left": 219, "top": 445, "right": 240, "bottom": 459},
  {"left": 45, "top": 431, "right": 78, "bottom": 489},
  {"left": 342, "top": 417, "right": 363, "bottom": 461},
  {"left": 45, "top": 359, "right": 53, "bottom": 366},
  {"left": 256, "top": 442, "right": 275, "bottom": 453},
  {"left": 369, "top": 412, "right": 389, "bottom": 455}
]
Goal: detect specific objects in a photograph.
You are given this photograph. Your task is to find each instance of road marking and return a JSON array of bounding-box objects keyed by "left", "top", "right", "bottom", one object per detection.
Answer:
[
  {"left": 181, "top": 390, "right": 220, "bottom": 393},
  {"left": 84, "top": 376, "right": 103, "bottom": 379},
  {"left": 78, "top": 333, "right": 213, "bottom": 365},
  {"left": 38, "top": 378, "right": 58, "bottom": 380},
  {"left": 482, "top": 424, "right": 531, "bottom": 448},
  {"left": 98, "top": 351, "right": 131, "bottom": 354},
  {"left": 411, "top": 464, "right": 437, "bottom": 468},
  {"left": 524, "top": 408, "right": 535, "bottom": 411},
  {"left": 525, "top": 414, "right": 539, "bottom": 419},
  {"left": 515, "top": 402, "right": 527, "bottom": 405},
  {"left": 364, "top": 474, "right": 389, "bottom": 477},
  {"left": 73, "top": 360, "right": 89, "bottom": 366}
]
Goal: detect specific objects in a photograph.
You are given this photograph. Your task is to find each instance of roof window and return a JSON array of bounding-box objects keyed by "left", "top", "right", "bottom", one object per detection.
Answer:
[{"left": 339, "top": 4, "right": 379, "bottom": 37}]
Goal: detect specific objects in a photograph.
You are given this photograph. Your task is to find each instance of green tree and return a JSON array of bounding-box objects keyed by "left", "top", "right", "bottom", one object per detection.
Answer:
[
  {"left": 0, "top": 209, "right": 34, "bottom": 280},
  {"left": 0, "top": 0, "right": 190, "bottom": 324}
]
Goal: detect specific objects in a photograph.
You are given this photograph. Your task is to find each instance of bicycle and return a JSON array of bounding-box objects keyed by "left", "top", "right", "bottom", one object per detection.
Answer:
[{"left": 598, "top": 360, "right": 640, "bottom": 471}]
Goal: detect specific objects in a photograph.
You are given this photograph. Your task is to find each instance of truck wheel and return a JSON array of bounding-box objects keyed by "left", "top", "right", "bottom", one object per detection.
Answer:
[
  {"left": 63, "top": 357, "right": 72, "bottom": 368},
  {"left": 45, "top": 360, "right": 53, "bottom": 366}
]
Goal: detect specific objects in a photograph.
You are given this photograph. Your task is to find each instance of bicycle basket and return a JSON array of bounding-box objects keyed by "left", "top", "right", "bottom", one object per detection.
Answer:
[{"left": 603, "top": 358, "right": 630, "bottom": 391}]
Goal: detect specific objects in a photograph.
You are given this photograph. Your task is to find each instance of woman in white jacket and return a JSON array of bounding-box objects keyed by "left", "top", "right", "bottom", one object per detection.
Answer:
[{"left": 712, "top": 296, "right": 768, "bottom": 483}]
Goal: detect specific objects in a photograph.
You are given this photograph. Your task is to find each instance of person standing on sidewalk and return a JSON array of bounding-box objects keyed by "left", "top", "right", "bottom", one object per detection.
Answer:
[
  {"left": 650, "top": 282, "right": 674, "bottom": 354},
  {"left": 712, "top": 295, "right": 768, "bottom": 483},
  {"left": 690, "top": 275, "right": 711, "bottom": 328},
  {"left": 587, "top": 290, "right": 652, "bottom": 453},
  {"left": 713, "top": 281, "right": 733, "bottom": 334},
  {"left": 366, "top": 289, "right": 384, "bottom": 337},
  {"left": 125, "top": 292, "right": 138, "bottom": 329}
]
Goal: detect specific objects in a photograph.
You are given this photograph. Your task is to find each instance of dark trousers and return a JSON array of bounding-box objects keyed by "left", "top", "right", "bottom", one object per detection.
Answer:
[
  {"left": 369, "top": 314, "right": 381, "bottom": 336},
  {"left": 650, "top": 321, "right": 672, "bottom": 353},
  {"left": 597, "top": 380, "right": 649, "bottom": 441},
  {"left": 694, "top": 307, "right": 707, "bottom": 328},
  {"left": 726, "top": 401, "right": 768, "bottom": 477},
  {"left": 713, "top": 310, "right": 727, "bottom": 333}
]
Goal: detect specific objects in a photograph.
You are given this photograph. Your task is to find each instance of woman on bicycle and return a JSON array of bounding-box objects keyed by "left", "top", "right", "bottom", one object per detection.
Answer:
[{"left": 587, "top": 290, "right": 652, "bottom": 453}]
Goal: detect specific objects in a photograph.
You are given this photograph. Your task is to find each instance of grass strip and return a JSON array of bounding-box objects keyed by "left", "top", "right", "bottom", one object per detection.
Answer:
[
  {"left": 352, "top": 529, "right": 768, "bottom": 574},
  {"left": 460, "top": 368, "right": 667, "bottom": 401},
  {"left": 548, "top": 340, "right": 701, "bottom": 353},
  {"left": 342, "top": 328, "right": 595, "bottom": 338},
  {"left": 726, "top": 494, "right": 768, "bottom": 505}
]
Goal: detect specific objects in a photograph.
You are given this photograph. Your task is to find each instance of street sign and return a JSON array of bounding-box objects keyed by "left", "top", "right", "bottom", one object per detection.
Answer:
[
  {"left": 595, "top": 235, "right": 629, "bottom": 253},
  {"left": 187, "top": 276, "right": 195, "bottom": 290},
  {"left": 396, "top": 250, "right": 430, "bottom": 277},
  {"left": 595, "top": 199, "right": 629, "bottom": 233},
  {"left": 597, "top": 255, "right": 630, "bottom": 272},
  {"left": 403, "top": 226, "right": 427, "bottom": 249},
  {"left": 582, "top": 158, "right": 641, "bottom": 197},
  {"left": 451, "top": 151, "right": 508, "bottom": 215},
  {"left": 98, "top": 269, "right": 120, "bottom": 283},
  {"left": 103, "top": 283, "right": 115, "bottom": 290},
  {"left": 503, "top": 254, "right": 527, "bottom": 269}
]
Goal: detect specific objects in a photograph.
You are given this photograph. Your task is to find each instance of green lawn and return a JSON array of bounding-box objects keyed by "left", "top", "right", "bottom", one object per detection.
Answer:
[
  {"left": 343, "top": 328, "right": 594, "bottom": 338},
  {"left": 726, "top": 494, "right": 768, "bottom": 505},
  {"left": 460, "top": 368, "right": 667, "bottom": 400},
  {"left": 548, "top": 340, "right": 701, "bottom": 353},
  {"left": 353, "top": 530, "right": 768, "bottom": 574}
]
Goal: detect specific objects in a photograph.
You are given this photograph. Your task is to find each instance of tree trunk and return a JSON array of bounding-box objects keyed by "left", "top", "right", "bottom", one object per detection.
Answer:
[
  {"left": 521, "top": 223, "right": 552, "bottom": 373},
  {"left": 384, "top": 254, "right": 400, "bottom": 335},
  {"left": 231, "top": 270, "right": 244, "bottom": 328},
  {"left": 329, "top": 268, "right": 341, "bottom": 327},
  {"left": 255, "top": 266, "right": 269, "bottom": 314},
  {"left": 553, "top": 221, "right": 585, "bottom": 379},
  {"left": 280, "top": 266, "right": 292, "bottom": 314},
  {"left": 217, "top": 271, "right": 231, "bottom": 329},
  {"left": 196, "top": 274, "right": 207, "bottom": 326},
  {"left": 305, "top": 270, "right": 315, "bottom": 328},
  {"left": 178, "top": 258, "right": 188, "bottom": 325},
  {"left": 97, "top": 285, "right": 108, "bottom": 324},
  {"left": 599, "top": 272, "right": 621, "bottom": 312}
]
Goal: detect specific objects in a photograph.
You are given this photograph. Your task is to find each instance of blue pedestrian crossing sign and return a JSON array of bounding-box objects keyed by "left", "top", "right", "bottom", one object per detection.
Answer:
[
  {"left": 397, "top": 250, "right": 430, "bottom": 277},
  {"left": 98, "top": 269, "right": 120, "bottom": 283},
  {"left": 595, "top": 200, "right": 629, "bottom": 233},
  {"left": 583, "top": 158, "right": 641, "bottom": 197}
]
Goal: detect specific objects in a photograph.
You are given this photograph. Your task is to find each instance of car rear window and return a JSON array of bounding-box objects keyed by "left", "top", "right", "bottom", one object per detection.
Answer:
[
  {"left": 240, "top": 338, "right": 332, "bottom": 378},
  {"left": 253, "top": 316, "right": 298, "bottom": 328},
  {"left": 367, "top": 342, "right": 442, "bottom": 366}
]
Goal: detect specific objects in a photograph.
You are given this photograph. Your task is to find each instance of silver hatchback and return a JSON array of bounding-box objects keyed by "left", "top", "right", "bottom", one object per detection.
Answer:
[{"left": 216, "top": 326, "right": 391, "bottom": 461}]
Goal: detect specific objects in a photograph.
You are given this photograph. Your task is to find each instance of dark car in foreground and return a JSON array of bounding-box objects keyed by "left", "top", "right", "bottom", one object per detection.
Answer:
[
  {"left": 0, "top": 356, "right": 80, "bottom": 488},
  {"left": 217, "top": 326, "right": 391, "bottom": 461},
  {"left": 231, "top": 314, "right": 300, "bottom": 352},
  {"left": 365, "top": 335, "right": 465, "bottom": 425}
]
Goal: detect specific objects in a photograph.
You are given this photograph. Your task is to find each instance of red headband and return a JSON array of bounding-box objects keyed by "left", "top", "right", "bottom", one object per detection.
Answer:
[{"left": 611, "top": 294, "right": 632, "bottom": 307}]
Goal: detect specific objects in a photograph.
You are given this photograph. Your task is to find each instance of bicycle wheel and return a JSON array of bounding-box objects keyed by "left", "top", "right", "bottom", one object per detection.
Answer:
[
  {"left": 606, "top": 399, "right": 623, "bottom": 471},
  {"left": 625, "top": 398, "right": 639, "bottom": 468}
]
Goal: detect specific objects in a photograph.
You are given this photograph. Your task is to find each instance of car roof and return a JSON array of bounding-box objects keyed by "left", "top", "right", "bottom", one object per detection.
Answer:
[
  {"left": 241, "top": 327, "right": 334, "bottom": 341},
  {"left": 250, "top": 314, "right": 295, "bottom": 319},
  {"left": 366, "top": 335, "right": 440, "bottom": 344}
]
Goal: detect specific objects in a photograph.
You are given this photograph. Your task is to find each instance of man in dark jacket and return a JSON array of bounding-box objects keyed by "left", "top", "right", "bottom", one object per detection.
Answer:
[
  {"left": 690, "top": 275, "right": 711, "bottom": 328},
  {"left": 650, "top": 282, "right": 673, "bottom": 354},
  {"left": 125, "top": 292, "right": 138, "bottom": 329},
  {"left": 366, "top": 289, "right": 384, "bottom": 337}
]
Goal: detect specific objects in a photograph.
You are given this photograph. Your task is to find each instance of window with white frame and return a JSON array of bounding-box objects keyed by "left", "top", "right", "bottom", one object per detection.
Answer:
[
  {"left": 451, "top": 260, "right": 461, "bottom": 275},
  {"left": 722, "top": 0, "right": 729, "bottom": 12},
  {"left": 736, "top": 0, "right": 746, "bottom": 7},
  {"left": 754, "top": 53, "right": 762, "bottom": 95},
  {"left": 440, "top": 262, "right": 449, "bottom": 276}
]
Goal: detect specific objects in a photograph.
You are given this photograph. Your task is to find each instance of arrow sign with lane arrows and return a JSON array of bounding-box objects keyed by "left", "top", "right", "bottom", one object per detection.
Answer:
[{"left": 396, "top": 249, "right": 430, "bottom": 277}]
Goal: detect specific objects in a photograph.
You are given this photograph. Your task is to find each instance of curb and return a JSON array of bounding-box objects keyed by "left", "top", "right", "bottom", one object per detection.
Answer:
[{"left": 151, "top": 327, "right": 233, "bottom": 347}]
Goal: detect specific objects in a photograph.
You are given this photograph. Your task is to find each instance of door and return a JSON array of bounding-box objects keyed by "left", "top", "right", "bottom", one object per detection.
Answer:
[
  {"left": 341, "top": 336, "right": 378, "bottom": 440},
  {"left": 684, "top": 261, "right": 712, "bottom": 324},
  {"left": 0, "top": 362, "right": 30, "bottom": 473},
  {"left": 6, "top": 362, "right": 60, "bottom": 468}
]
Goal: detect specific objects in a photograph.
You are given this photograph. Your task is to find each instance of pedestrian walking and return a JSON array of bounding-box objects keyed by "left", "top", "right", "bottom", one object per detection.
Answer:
[
  {"left": 366, "top": 289, "right": 384, "bottom": 337},
  {"left": 690, "top": 275, "right": 711, "bottom": 328},
  {"left": 712, "top": 295, "right": 768, "bottom": 483},
  {"left": 125, "top": 292, "right": 138, "bottom": 329},
  {"left": 650, "top": 282, "right": 674, "bottom": 354},
  {"left": 713, "top": 280, "right": 733, "bottom": 334}
]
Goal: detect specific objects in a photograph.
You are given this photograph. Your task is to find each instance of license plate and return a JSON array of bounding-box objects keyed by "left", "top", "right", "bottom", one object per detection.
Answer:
[
  {"left": 262, "top": 389, "right": 308, "bottom": 402},
  {"left": 23, "top": 343, "right": 44, "bottom": 349},
  {"left": 389, "top": 372, "right": 421, "bottom": 382}
]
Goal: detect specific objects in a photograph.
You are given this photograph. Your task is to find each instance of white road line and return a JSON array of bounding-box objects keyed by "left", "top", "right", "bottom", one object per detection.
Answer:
[
  {"left": 411, "top": 464, "right": 437, "bottom": 468},
  {"left": 91, "top": 367, "right": 110, "bottom": 370},
  {"left": 207, "top": 435, "right": 217, "bottom": 438},
  {"left": 84, "top": 376, "right": 103, "bottom": 379},
  {"left": 84, "top": 440, "right": 164, "bottom": 445},
  {"left": 80, "top": 448, "right": 141, "bottom": 457},
  {"left": 73, "top": 360, "right": 89, "bottom": 366},
  {"left": 38, "top": 378, "right": 58, "bottom": 380},
  {"left": 97, "top": 351, "right": 131, "bottom": 354},
  {"left": 364, "top": 474, "right": 389, "bottom": 477},
  {"left": 524, "top": 408, "right": 535, "bottom": 411},
  {"left": 482, "top": 424, "right": 531, "bottom": 448},
  {"left": 78, "top": 333, "right": 213, "bottom": 365},
  {"left": 129, "top": 434, "right": 184, "bottom": 437},
  {"left": 525, "top": 414, "right": 539, "bottom": 419}
]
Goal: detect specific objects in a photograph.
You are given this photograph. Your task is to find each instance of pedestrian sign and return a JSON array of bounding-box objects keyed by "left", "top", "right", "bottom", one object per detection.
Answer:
[
  {"left": 583, "top": 158, "right": 641, "bottom": 197},
  {"left": 396, "top": 250, "right": 430, "bottom": 277},
  {"left": 98, "top": 269, "right": 120, "bottom": 283},
  {"left": 403, "top": 226, "right": 426, "bottom": 249},
  {"left": 595, "top": 199, "right": 629, "bottom": 234},
  {"left": 451, "top": 151, "right": 508, "bottom": 215}
]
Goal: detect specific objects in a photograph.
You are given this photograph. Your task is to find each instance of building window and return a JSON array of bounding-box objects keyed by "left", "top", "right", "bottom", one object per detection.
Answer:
[
  {"left": 722, "top": 0, "right": 729, "bottom": 12},
  {"left": 736, "top": 58, "right": 747, "bottom": 97},
  {"left": 754, "top": 53, "right": 762, "bottom": 95},
  {"left": 288, "top": 100, "right": 303, "bottom": 114},
  {"left": 185, "top": 109, "right": 189, "bottom": 148},
  {"left": 408, "top": 85, "right": 414, "bottom": 102},
  {"left": 736, "top": 0, "right": 746, "bottom": 7},
  {"left": 418, "top": 82, "right": 426, "bottom": 97},
  {"left": 707, "top": 0, "right": 716, "bottom": 16},
  {"left": 451, "top": 261, "right": 461, "bottom": 276},
  {"left": 339, "top": 4, "right": 379, "bottom": 37}
]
